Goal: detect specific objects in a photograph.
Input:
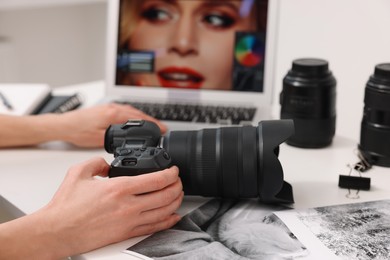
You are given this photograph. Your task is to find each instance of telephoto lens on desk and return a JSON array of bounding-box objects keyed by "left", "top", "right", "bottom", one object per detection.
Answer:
[
  {"left": 359, "top": 63, "right": 390, "bottom": 167},
  {"left": 280, "top": 58, "right": 337, "bottom": 148}
]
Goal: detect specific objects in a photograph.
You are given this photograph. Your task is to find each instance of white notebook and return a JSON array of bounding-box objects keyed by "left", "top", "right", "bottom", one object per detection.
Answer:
[{"left": 0, "top": 84, "right": 51, "bottom": 115}]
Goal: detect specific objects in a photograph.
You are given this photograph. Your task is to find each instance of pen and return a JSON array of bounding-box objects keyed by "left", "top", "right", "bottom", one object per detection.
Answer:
[{"left": 0, "top": 91, "right": 13, "bottom": 110}]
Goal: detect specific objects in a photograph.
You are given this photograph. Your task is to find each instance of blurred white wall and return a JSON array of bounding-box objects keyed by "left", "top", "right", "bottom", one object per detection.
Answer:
[{"left": 0, "top": 2, "right": 106, "bottom": 87}]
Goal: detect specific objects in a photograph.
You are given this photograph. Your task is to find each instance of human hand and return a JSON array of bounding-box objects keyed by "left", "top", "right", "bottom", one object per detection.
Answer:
[
  {"left": 57, "top": 103, "right": 167, "bottom": 148},
  {"left": 38, "top": 157, "right": 183, "bottom": 258}
]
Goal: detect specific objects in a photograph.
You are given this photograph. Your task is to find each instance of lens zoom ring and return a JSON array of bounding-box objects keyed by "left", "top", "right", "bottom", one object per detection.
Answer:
[{"left": 198, "top": 129, "right": 219, "bottom": 196}]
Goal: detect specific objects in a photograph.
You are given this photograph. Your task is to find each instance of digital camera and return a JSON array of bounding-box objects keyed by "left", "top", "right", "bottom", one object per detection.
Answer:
[{"left": 105, "top": 120, "right": 295, "bottom": 204}]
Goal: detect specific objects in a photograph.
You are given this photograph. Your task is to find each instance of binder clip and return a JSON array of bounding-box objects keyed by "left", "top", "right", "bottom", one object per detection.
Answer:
[{"left": 338, "top": 150, "right": 371, "bottom": 199}]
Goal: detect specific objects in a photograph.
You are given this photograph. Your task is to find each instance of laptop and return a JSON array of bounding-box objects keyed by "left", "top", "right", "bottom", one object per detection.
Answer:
[{"left": 104, "top": 0, "right": 279, "bottom": 130}]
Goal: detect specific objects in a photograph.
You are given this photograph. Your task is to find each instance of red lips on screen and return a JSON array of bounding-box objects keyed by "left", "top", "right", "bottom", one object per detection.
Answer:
[{"left": 157, "top": 67, "right": 205, "bottom": 89}]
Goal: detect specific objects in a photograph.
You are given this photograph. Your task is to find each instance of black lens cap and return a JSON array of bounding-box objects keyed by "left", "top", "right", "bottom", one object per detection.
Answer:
[
  {"left": 291, "top": 58, "right": 329, "bottom": 77},
  {"left": 374, "top": 63, "right": 390, "bottom": 80}
]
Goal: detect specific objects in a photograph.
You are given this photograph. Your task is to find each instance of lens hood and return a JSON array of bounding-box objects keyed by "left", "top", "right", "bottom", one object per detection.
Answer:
[{"left": 258, "top": 120, "right": 295, "bottom": 203}]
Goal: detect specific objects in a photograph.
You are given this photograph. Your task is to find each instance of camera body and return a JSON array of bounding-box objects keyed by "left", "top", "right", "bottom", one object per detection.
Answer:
[
  {"left": 109, "top": 147, "right": 171, "bottom": 177},
  {"left": 105, "top": 120, "right": 171, "bottom": 177}
]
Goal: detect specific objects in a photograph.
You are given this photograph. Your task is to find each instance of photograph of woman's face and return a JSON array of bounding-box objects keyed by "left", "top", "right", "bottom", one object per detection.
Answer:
[{"left": 118, "top": 0, "right": 262, "bottom": 90}]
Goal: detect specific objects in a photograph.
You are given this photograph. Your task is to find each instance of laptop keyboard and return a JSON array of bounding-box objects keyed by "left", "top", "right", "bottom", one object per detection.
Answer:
[{"left": 116, "top": 101, "right": 256, "bottom": 125}]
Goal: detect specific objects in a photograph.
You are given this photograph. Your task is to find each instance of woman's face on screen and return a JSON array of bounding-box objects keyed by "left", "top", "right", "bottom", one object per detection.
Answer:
[{"left": 125, "top": 0, "right": 255, "bottom": 90}]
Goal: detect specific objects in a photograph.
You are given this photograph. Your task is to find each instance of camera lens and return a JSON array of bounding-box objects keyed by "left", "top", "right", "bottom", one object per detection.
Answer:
[
  {"left": 162, "top": 120, "right": 294, "bottom": 203},
  {"left": 280, "top": 58, "right": 337, "bottom": 148},
  {"left": 359, "top": 63, "right": 390, "bottom": 167},
  {"left": 163, "top": 126, "right": 257, "bottom": 197}
]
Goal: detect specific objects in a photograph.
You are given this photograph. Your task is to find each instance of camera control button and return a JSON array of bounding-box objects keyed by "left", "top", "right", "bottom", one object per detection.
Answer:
[
  {"left": 163, "top": 152, "right": 170, "bottom": 160},
  {"left": 121, "top": 120, "right": 144, "bottom": 129},
  {"left": 118, "top": 149, "right": 132, "bottom": 156},
  {"left": 134, "top": 151, "right": 142, "bottom": 157},
  {"left": 122, "top": 158, "right": 137, "bottom": 166}
]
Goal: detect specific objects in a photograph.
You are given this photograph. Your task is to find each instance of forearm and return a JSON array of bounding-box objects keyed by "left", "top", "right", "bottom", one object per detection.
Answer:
[
  {"left": 0, "top": 114, "right": 66, "bottom": 148},
  {"left": 0, "top": 211, "right": 67, "bottom": 260}
]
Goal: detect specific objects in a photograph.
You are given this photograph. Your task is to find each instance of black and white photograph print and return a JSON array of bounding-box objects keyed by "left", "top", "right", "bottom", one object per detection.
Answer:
[
  {"left": 126, "top": 198, "right": 309, "bottom": 260},
  {"left": 295, "top": 200, "right": 390, "bottom": 260}
]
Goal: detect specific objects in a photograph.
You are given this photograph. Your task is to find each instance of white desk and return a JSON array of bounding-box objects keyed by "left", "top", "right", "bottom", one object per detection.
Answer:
[{"left": 1, "top": 81, "right": 390, "bottom": 259}]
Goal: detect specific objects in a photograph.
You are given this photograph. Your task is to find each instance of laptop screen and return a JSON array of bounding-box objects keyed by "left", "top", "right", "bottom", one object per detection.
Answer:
[{"left": 115, "top": 0, "right": 268, "bottom": 93}]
